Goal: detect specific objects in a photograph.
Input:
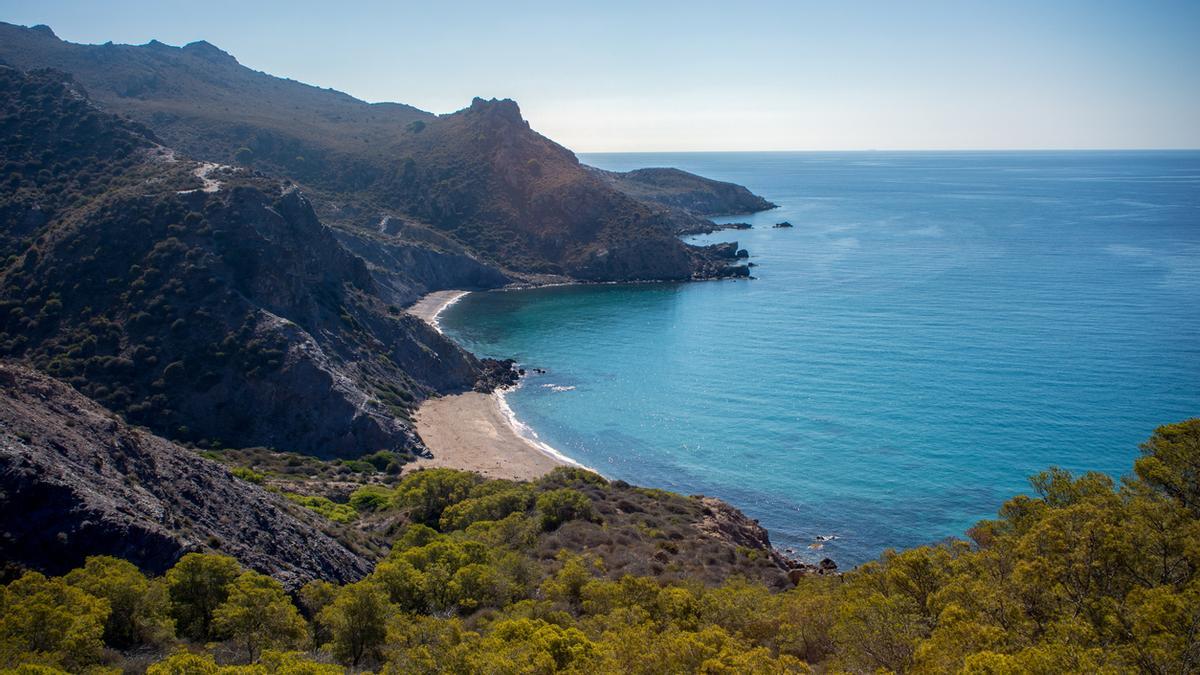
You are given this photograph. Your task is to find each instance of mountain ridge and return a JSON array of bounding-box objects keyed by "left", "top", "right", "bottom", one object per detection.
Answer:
[{"left": 0, "top": 21, "right": 772, "bottom": 287}]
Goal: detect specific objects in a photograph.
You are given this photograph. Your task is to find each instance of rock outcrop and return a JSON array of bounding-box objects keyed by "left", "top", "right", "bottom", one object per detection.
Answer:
[
  {"left": 0, "top": 363, "right": 370, "bottom": 587},
  {"left": 595, "top": 167, "right": 776, "bottom": 224}
]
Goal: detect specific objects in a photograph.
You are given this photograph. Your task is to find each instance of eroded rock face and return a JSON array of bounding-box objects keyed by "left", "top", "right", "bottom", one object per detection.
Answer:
[{"left": 0, "top": 363, "right": 370, "bottom": 587}]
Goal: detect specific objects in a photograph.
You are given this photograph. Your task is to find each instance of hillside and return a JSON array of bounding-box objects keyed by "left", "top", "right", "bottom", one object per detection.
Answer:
[
  {"left": 0, "top": 362, "right": 370, "bottom": 587},
  {"left": 0, "top": 66, "right": 511, "bottom": 458},
  {"left": 0, "top": 22, "right": 771, "bottom": 284},
  {"left": 2, "top": 419, "right": 1195, "bottom": 672}
]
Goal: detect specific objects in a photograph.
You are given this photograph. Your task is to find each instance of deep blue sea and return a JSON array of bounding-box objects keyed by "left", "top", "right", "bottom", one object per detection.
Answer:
[{"left": 440, "top": 151, "right": 1200, "bottom": 566}]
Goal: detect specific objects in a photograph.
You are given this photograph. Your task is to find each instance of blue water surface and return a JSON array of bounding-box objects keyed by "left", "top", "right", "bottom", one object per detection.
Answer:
[{"left": 440, "top": 151, "right": 1200, "bottom": 566}]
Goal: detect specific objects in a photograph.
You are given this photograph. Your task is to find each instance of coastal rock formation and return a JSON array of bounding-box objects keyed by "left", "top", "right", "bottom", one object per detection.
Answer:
[
  {"left": 595, "top": 167, "right": 776, "bottom": 229},
  {"left": 0, "top": 363, "right": 370, "bottom": 587},
  {"left": 773, "top": 221, "right": 794, "bottom": 228}
]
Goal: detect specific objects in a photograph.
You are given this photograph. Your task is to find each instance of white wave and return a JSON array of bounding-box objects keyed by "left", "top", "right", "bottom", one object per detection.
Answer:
[
  {"left": 428, "top": 291, "right": 470, "bottom": 334},
  {"left": 541, "top": 384, "right": 577, "bottom": 392},
  {"left": 494, "top": 384, "right": 593, "bottom": 471}
]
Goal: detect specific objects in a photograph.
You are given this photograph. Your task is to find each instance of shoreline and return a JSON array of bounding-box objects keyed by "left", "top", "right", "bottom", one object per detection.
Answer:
[
  {"left": 407, "top": 289, "right": 584, "bottom": 480},
  {"left": 407, "top": 289, "right": 471, "bottom": 332}
]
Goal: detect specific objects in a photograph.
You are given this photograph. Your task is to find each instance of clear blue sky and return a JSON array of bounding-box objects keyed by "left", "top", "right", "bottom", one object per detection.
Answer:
[{"left": 2, "top": 0, "right": 1198, "bottom": 151}]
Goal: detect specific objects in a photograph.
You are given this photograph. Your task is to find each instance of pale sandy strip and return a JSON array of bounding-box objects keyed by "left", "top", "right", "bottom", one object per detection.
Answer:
[
  {"left": 411, "top": 391, "right": 568, "bottom": 481},
  {"left": 406, "top": 290, "right": 470, "bottom": 333}
]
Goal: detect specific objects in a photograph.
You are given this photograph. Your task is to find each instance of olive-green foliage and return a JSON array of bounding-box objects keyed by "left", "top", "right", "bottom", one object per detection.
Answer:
[
  {"left": 317, "top": 582, "right": 389, "bottom": 668},
  {"left": 212, "top": 572, "right": 307, "bottom": 662},
  {"left": 348, "top": 484, "right": 395, "bottom": 512},
  {"left": 231, "top": 466, "right": 266, "bottom": 484},
  {"left": 165, "top": 553, "right": 241, "bottom": 641},
  {"left": 283, "top": 493, "right": 357, "bottom": 523},
  {"left": 0, "top": 571, "right": 109, "bottom": 672},
  {"left": 439, "top": 480, "right": 534, "bottom": 530},
  {"left": 535, "top": 488, "right": 595, "bottom": 531},
  {"left": 4, "top": 419, "right": 1199, "bottom": 674},
  {"left": 146, "top": 648, "right": 340, "bottom": 674},
  {"left": 64, "top": 555, "right": 174, "bottom": 650},
  {"left": 391, "top": 468, "right": 482, "bottom": 526}
]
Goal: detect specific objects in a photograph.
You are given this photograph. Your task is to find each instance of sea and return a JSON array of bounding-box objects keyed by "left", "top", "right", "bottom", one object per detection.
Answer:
[{"left": 439, "top": 151, "right": 1200, "bottom": 566}]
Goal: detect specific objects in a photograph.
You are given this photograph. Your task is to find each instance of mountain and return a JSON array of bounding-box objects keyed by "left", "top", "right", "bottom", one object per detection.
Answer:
[
  {"left": 0, "top": 22, "right": 771, "bottom": 286},
  {"left": 0, "top": 66, "right": 511, "bottom": 458},
  {"left": 0, "top": 362, "right": 370, "bottom": 587}
]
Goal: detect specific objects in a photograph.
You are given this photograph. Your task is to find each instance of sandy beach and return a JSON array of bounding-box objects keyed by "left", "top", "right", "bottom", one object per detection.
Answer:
[
  {"left": 407, "top": 289, "right": 569, "bottom": 481},
  {"left": 407, "top": 289, "right": 471, "bottom": 331},
  {"left": 411, "top": 390, "right": 567, "bottom": 480}
]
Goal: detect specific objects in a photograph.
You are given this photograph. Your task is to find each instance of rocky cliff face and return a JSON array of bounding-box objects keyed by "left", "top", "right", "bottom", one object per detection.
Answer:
[
  {"left": 0, "top": 23, "right": 768, "bottom": 283},
  {"left": 0, "top": 363, "right": 370, "bottom": 587},
  {"left": 0, "top": 67, "right": 493, "bottom": 458}
]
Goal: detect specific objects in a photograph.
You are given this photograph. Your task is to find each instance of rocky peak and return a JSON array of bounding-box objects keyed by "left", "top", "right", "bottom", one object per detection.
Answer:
[
  {"left": 466, "top": 96, "right": 527, "bottom": 127},
  {"left": 182, "top": 39, "right": 238, "bottom": 64}
]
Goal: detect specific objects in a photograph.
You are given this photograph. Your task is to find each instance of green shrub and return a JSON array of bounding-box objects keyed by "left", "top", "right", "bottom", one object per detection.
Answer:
[
  {"left": 349, "top": 484, "right": 395, "bottom": 512},
  {"left": 392, "top": 468, "right": 482, "bottom": 527},
  {"left": 536, "top": 488, "right": 596, "bottom": 531},
  {"left": 284, "top": 493, "right": 357, "bottom": 523},
  {"left": 230, "top": 466, "right": 266, "bottom": 484}
]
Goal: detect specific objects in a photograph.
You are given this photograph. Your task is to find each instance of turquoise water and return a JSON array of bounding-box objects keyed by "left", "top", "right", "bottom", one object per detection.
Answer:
[{"left": 440, "top": 151, "right": 1200, "bottom": 566}]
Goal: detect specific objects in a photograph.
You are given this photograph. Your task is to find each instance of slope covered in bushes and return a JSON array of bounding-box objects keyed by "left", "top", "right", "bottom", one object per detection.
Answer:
[{"left": 3, "top": 420, "right": 1196, "bottom": 673}]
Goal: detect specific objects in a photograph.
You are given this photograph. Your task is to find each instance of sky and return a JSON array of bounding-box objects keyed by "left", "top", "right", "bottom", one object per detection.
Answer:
[{"left": 2, "top": 0, "right": 1198, "bottom": 151}]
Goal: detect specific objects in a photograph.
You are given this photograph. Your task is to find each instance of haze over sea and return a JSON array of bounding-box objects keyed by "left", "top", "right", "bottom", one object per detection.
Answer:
[{"left": 440, "top": 151, "right": 1200, "bottom": 566}]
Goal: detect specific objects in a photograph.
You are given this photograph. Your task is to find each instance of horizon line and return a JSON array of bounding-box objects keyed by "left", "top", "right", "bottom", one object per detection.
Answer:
[{"left": 575, "top": 147, "right": 1200, "bottom": 154}]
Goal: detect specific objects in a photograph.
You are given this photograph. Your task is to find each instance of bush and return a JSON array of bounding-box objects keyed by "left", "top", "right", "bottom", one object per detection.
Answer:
[
  {"left": 230, "top": 466, "right": 265, "bottom": 484},
  {"left": 348, "top": 484, "right": 394, "bottom": 512},
  {"left": 536, "top": 488, "right": 595, "bottom": 531},
  {"left": 284, "top": 493, "right": 357, "bottom": 523},
  {"left": 392, "top": 468, "right": 481, "bottom": 527}
]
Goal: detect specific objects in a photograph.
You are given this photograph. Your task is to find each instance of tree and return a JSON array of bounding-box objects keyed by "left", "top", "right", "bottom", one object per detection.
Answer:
[
  {"left": 1136, "top": 418, "right": 1200, "bottom": 514},
  {"left": 318, "top": 582, "right": 389, "bottom": 668},
  {"left": 64, "top": 555, "right": 174, "bottom": 650},
  {"left": 0, "top": 571, "right": 109, "bottom": 672},
  {"left": 212, "top": 571, "right": 307, "bottom": 663},
  {"left": 298, "top": 580, "right": 338, "bottom": 647},
  {"left": 164, "top": 553, "right": 241, "bottom": 641}
]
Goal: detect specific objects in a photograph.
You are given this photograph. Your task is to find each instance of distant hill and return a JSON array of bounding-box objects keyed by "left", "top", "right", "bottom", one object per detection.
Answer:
[{"left": 0, "top": 22, "right": 771, "bottom": 285}]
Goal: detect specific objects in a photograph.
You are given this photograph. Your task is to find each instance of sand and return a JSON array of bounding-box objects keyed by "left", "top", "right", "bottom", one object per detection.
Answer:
[
  {"left": 411, "top": 391, "right": 567, "bottom": 481},
  {"left": 406, "top": 289, "right": 471, "bottom": 332},
  {"left": 407, "top": 290, "right": 569, "bottom": 481}
]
